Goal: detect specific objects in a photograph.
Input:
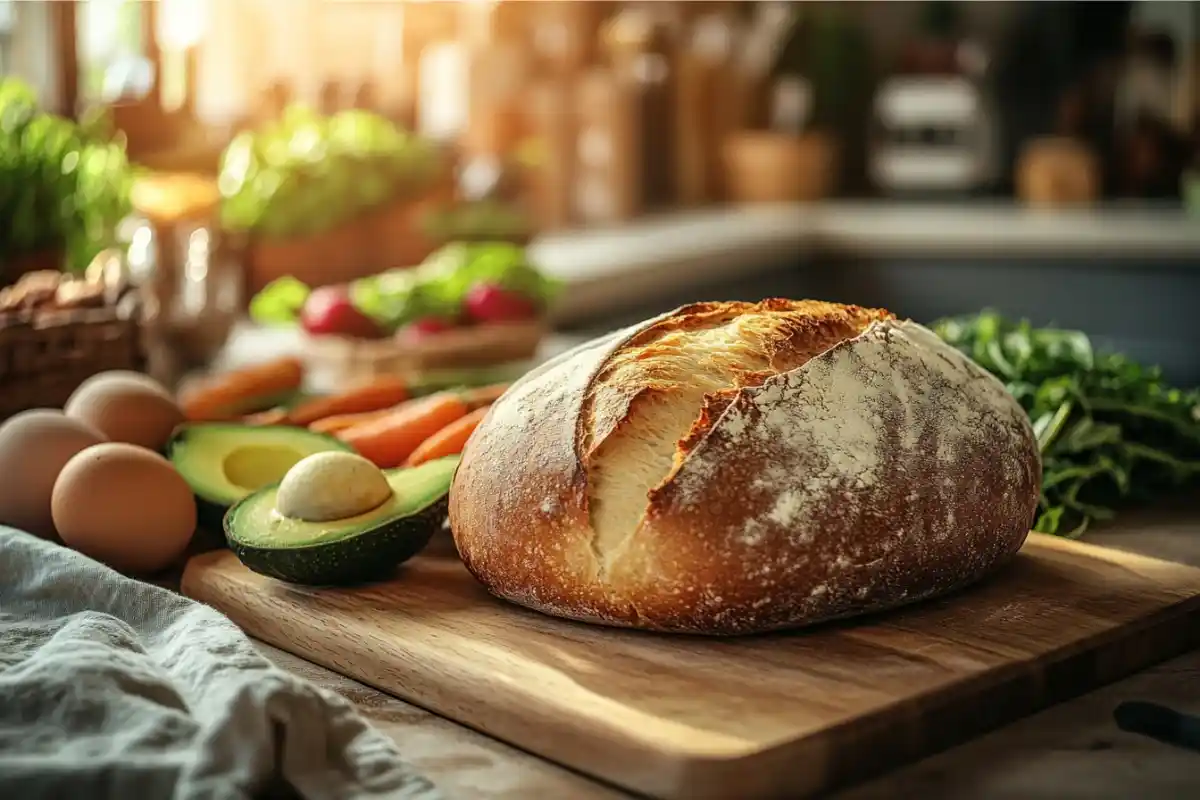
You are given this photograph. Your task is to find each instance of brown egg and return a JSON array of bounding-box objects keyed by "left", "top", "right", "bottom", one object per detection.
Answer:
[
  {"left": 64, "top": 370, "right": 184, "bottom": 452},
  {"left": 0, "top": 410, "right": 107, "bottom": 539},
  {"left": 52, "top": 442, "right": 197, "bottom": 574}
]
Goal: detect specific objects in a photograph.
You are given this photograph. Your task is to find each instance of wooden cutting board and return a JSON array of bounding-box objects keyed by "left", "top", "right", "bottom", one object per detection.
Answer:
[{"left": 182, "top": 534, "right": 1200, "bottom": 800}]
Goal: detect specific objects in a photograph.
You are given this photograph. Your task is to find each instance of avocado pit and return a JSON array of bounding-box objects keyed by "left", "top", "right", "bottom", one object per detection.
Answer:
[
  {"left": 275, "top": 451, "right": 393, "bottom": 523},
  {"left": 166, "top": 422, "right": 355, "bottom": 531},
  {"left": 222, "top": 453, "right": 460, "bottom": 585}
]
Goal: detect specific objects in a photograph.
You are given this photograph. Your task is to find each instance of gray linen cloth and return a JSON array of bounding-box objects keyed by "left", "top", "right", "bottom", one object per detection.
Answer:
[{"left": 0, "top": 526, "right": 440, "bottom": 800}]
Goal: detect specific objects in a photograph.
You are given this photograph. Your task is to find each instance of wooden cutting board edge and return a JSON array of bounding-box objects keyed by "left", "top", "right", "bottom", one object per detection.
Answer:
[
  {"left": 729, "top": 539, "right": 1200, "bottom": 797},
  {"left": 728, "top": 588, "right": 1200, "bottom": 800},
  {"left": 181, "top": 541, "right": 1200, "bottom": 800}
]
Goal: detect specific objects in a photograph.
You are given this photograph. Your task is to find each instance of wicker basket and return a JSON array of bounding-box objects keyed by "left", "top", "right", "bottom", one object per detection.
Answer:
[{"left": 0, "top": 305, "right": 146, "bottom": 420}]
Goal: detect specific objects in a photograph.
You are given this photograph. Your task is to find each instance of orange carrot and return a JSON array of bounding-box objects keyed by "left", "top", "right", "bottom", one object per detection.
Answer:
[
  {"left": 286, "top": 376, "right": 410, "bottom": 427},
  {"left": 242, "top": 407, "right": 290, "bottom": 426},
  {"left": 404, "top": 405, "right": 490, "bottom": 467},
  {"left": 308, "top": 406, "right": 400, "bottom": 435},
  {"left": 180, "top": 357, "right": 304, "bottom": 422},
  {"left": 338, "top": 392, "right": 469, "bottom": 468},
  {"left": 459, "top": 382, "right": 510, "bottom": 410}
]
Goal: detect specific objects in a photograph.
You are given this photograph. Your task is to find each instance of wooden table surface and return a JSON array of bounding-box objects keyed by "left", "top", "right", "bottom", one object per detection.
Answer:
[{"left": 237, "top": 497, "right": 1200, "bottom": 800}]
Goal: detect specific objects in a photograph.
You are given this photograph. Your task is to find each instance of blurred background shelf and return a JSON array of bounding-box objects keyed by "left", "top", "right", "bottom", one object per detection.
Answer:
[
  {"left": 531, "top": 205, "right": 816, "bottom": 324},
  {"left": 804, "top": 201, "right": 1200, "bottom": 259},
  {"left": 534, "top": 202, "right": 1200, "bottom": 351},
  {"left": 536, "top": 202, "right": 1200, "bottom": 326}
]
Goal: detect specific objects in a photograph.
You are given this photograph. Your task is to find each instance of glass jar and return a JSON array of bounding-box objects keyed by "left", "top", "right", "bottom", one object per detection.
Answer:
[{"left": 120, "top": 172, "right": 244, "bottom": 387}]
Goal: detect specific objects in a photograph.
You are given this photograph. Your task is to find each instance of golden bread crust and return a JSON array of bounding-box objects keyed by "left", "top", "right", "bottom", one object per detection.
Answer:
[{"left": 449, "top": 299, "right": 1041, "bottom": 635}]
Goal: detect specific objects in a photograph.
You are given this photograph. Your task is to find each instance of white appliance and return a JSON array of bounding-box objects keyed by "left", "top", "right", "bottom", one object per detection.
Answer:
[{"left": 868, "top": 75, "right": 998, "bottom": 195}]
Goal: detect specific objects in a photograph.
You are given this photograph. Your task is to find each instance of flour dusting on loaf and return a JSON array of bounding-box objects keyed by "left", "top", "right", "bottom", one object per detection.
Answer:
[
  {"left": 644, "top": 318, "right": 1037, "bottom": 630},
  {"left": 450, "top": 300, "right": 1041, "bottom": 635}
]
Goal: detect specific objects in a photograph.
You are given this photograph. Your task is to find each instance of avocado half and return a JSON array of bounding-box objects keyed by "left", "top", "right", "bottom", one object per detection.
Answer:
[
  {"left": 223, "top": 455, "right": 459, "bottom": 586},
  {"left": 167, "top": 423, "right": 354, "bottom": 529}
]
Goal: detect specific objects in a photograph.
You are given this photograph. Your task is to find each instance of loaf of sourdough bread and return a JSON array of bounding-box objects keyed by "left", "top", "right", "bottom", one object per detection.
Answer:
[{"left": 449, "top": 300, "right": 1041, "bottom": 635}]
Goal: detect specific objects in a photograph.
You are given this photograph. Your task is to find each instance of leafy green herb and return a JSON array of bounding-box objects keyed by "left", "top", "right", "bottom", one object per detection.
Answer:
[
  {"left": 218, "top": 105, "right": 443, "bottom": 238},
  {"left": 0, "top": 78, "right": 132, "bottom": 275},
  {"left": 248, "top": 275, "right": 310, "bottom": 327},
  {"left": 933, "top": 311, "right": 1200, "bottom": 537}
]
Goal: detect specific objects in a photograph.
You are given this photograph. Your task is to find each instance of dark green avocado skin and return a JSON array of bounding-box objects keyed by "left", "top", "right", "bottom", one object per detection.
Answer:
[
  {"left": 223, "top": 495, "right": 448, "bottom": 586},
  {"left": 196, "top": 497, "right": 230, "bottom": 533},
  {"left": 154, "top": 439, "right": 234, "bottom": 533}
]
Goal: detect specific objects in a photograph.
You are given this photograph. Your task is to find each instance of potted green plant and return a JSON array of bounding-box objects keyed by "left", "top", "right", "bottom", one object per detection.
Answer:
[
  {"left": 217, "top": 105, "right": 451, "bottom": 296},
  {"left": 0, "top": 79, "right": 132, "bottom": 288}
]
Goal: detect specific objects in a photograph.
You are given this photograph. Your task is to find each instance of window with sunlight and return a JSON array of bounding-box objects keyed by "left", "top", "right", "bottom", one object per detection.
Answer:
[
  {"left": 0, "top": 1, "right": 14, "bottom": 76},
  {"left": 76, "top": 0, "right": 153, "bottom": 103}
]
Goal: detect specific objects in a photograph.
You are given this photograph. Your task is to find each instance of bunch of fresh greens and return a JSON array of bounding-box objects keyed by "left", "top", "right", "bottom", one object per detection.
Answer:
[
  {"left": 218, "top": 105, "right": 443, "bottom": 238},
  {"left": 933, "top": 311, "right": 1200, "bottom": 537},
  {"left": 250, "top": 241, "right": 561, "bottom": 331},
  {"left": 354, "top": 241, "right": 558, "bottom": 327},
  {"left": 0, "top": 79, "right": 132, "bottom": 276}
]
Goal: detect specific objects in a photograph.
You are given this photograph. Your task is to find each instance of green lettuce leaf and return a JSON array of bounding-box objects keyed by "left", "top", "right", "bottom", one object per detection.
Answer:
[
  {"left": 249, "top": 276, "right": 310, "bottom": 326},
  {"left": 350, "top": 241, "right": 560, "bottom": 330}
]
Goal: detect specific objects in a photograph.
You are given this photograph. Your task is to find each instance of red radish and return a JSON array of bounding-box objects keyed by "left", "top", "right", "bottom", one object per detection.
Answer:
[
  {"left": 397, "top": 316, "right": 456, "bottom": 342},
  {"left": 300, "top": 285, "right": 383, "bottom": 338},
  {"left": 463, "top": 283, "right": 538, "bottom": 323}
]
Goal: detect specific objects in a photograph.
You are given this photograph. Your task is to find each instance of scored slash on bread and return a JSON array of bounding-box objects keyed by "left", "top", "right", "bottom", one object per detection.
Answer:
[{"left": 449, "top": 299, "right": 1042, "bottom": 636}]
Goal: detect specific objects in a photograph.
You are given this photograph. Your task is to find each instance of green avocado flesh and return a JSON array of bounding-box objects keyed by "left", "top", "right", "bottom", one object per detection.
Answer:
[
  {"left": 167, "top": 423, "right": 353, "bottom": 527},
  {"left": 223, "top": 455, "right": 459, "bottom": 586}
]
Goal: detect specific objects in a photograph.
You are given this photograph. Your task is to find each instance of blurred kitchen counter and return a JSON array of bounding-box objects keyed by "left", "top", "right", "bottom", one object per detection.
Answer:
[{"left": 532, "top": 201, "right": 1200, "bottom": 324}]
